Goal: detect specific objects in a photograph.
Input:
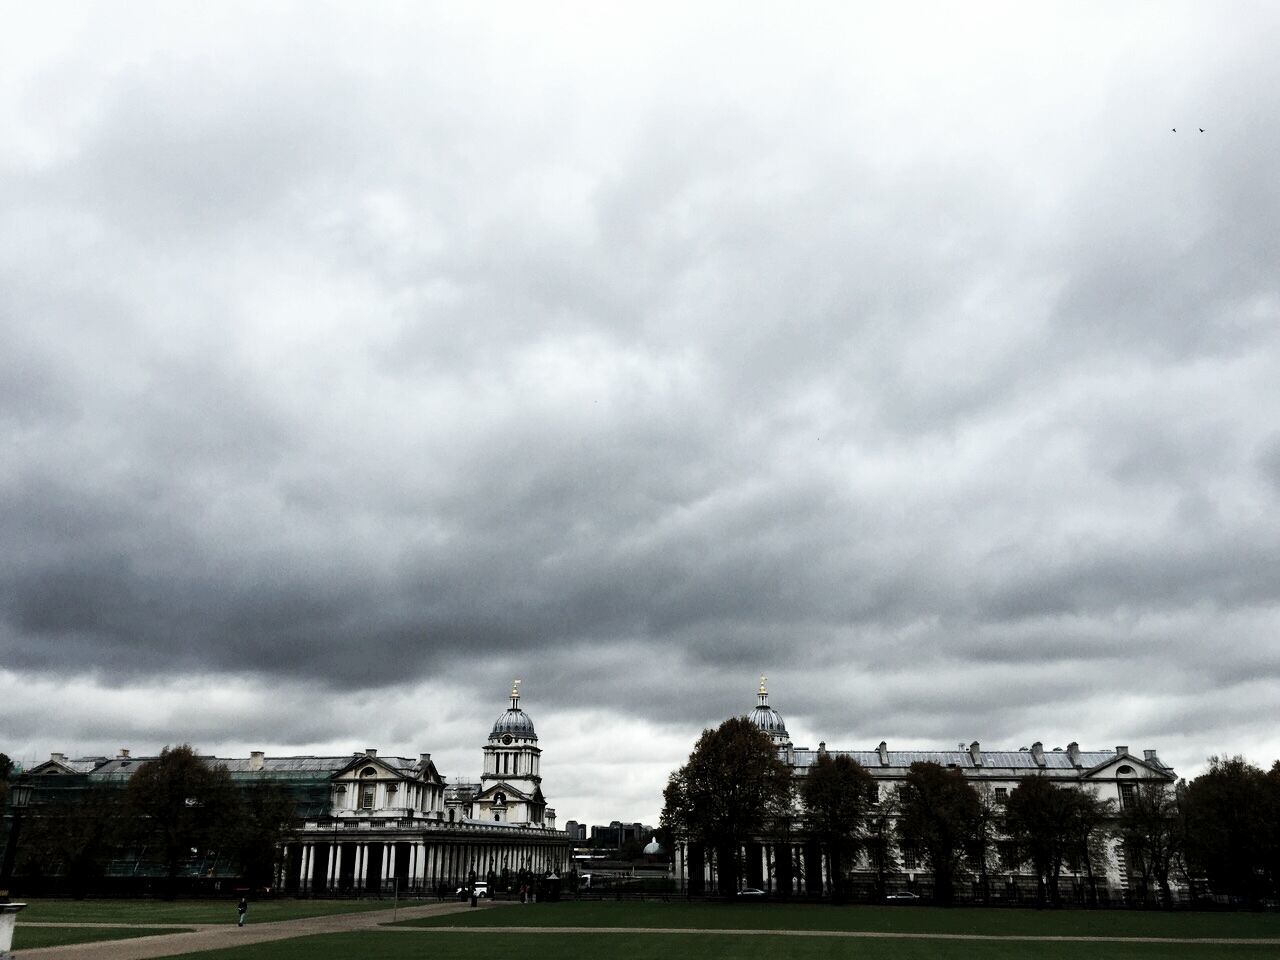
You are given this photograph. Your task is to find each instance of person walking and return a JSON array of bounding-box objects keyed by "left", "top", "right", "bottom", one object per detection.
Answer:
[{"left": 237, "top": 897, "right": 248, "bottom": 927}]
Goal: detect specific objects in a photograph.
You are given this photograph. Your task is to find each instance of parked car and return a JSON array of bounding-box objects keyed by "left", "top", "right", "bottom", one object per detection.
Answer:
[
  {"left": 456, "top": 882, "right": 490, "bottom": 900},
  {"left": 885, "top": 890, "right": 921, "bottom": 901},
  {"left": 737, "top": 887, "right": 767, "bottom": 898}
]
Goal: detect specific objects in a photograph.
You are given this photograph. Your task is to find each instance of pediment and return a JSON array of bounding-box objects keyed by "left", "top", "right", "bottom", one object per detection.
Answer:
[
  {"left": 25, "top": 759, "right": 78, "bottom": 776},
  {"left": 476, "top": 782, "right": 532, "bottom": 803},
  {"left": 331, "top": 755, "right": 413, "bottom": 782},
  {"left": 1081, "top": 753, "right": 1173, "bottom": 780}
]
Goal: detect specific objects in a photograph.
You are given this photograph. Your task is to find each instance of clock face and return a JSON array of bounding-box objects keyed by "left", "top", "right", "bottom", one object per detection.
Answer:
[{"left": 502, "top": 734, "right": 513, "bottom": 745}]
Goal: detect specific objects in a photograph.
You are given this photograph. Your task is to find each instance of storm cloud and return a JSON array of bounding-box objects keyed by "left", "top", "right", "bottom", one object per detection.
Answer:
[{"left": 3, "top": 2, "right": 1279, "bottom": 824}]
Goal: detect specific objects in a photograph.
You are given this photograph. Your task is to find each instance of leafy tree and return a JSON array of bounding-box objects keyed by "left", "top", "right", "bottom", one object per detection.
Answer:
[
  {"left": 864, "top": 787, "right": 899, "bottom": 899},
  {"left": 1002, "top": 776, "right": 1083, "bottom": 905},
  {"left": 801, "top": 752, "right": 875, "bottom": 900},
  {"left": 0, "top": 753, "right": 12, "bottom": 809},
  {"left": 1116, "top": 779, "right": 1180, "bottom": 905},
  {"left": 1264, "top": 763, "right": 1280, "bottom": 900},
  {"left": 896, "top": 762, "right": 981, "bottom": 904},
  {"left": 125, "top": 745, "right": 240, "bottom": 898},
  {"left": 0, "top": 753, "right": 15, "bottom": 882},
  {"left": 1064, "top": 788, "right": 1113, "bottom": 905},
  {"left": 964, "top": 785, "right": 1002, "bottom": 902},
  {"left": 17, "top": 784, "right": 122, "bottom": 898},
  {"left": 661, "top": 717, "right": 792, "bottom": 896},
  {"left": 231, "top": 781, "right": 295, "bottom": 890},
  {"left": 1182, "top": 756, "right": 1273, "bottom": 904}
]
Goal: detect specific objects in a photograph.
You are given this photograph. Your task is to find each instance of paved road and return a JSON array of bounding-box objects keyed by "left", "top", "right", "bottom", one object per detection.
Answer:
[{"left": 17, "top": 901, "right": 478, "bottom": 959}]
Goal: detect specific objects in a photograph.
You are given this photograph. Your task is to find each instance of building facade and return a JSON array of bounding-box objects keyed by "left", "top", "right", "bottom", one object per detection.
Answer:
[
  {"left": 674, "top": 679, "right": 1177, "bottom": 901},
  {"left": 16, "top": 684, "right": 570, "bottom": 896}
]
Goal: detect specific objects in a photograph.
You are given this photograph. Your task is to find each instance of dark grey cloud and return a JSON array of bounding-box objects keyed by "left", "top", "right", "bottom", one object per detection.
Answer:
[{"left": 3, "top": 3, "right": 1280, "bottom": 822}]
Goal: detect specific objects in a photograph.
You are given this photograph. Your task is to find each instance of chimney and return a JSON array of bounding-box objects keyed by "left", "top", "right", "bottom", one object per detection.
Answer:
[
  {"left": 365, "top": 748, "right": 377, "bottom": 757},
  {"left": 420, "top": 753, "right": 432, "bottom": 765},
  {"left": 878, "top": 741, "right": 889, "bottom": 766},
  {"left": 50, "top": 752, "right": 65, "bottom": 763},
  {"left": 119, "top": 748, "right": 130, "bottom": 759},
  {"left": 1031, "top": 741, "right": 1045, "bottom": 766},
  {"left": 969, "top": 741, "right": 982, "bottom": 766},
  {"left": 1115, "top": 745, "right": 1128, "bottom": 756},
  {"left": 1067, "top": 742, "right": 1081, "bottom": 767},
  {"left": 1143, "top": 749, "right": 1158, "bottom": 763},
  {"left": 249, "top": 751, "right": 265, "bottom": 771}
]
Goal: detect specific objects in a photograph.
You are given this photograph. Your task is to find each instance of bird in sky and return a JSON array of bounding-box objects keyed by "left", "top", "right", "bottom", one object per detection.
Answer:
[
  {"left": 1199, "top": 128, "right": 1205, "bottom": 132},
  {"left": 1172, "top": 128, "right": 1177, "bottom": 132}
]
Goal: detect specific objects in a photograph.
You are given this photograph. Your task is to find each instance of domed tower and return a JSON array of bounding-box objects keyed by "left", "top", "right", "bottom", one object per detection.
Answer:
[
  {"left": 748, "top": 676, "right": 792, "bottom": 753},
  {"left": 477, "top": 680, "right": 547, "bottom": 825}
]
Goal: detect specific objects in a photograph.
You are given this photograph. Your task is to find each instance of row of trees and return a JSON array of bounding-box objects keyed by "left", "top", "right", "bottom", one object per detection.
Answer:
[
  {"left": 660, "top": 719, "right": 1280, "bottom": 906},
  {"left": 3, "top": 745, "right": 295, "bottom": 898}
]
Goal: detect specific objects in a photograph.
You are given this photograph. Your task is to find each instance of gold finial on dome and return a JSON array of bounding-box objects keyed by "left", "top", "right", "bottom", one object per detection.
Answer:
[
  {"left": 759, "top": 675, "right": 768, "bottom": 696},
  {"left": 510, "top": 679, "right": 522, "bottom": 708}
]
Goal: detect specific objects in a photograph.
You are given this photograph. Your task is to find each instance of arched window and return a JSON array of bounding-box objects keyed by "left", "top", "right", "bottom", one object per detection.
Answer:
[{"left": 1117, "top": 765, "right": 1134, "bottom": 775}]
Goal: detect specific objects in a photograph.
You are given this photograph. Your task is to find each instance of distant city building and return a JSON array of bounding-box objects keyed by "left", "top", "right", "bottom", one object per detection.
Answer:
[
  {"left": 674, "top": 678, "right": 1177, "bottom": 900},
  {"left": 15, "top": 682, "right": 570, "bottom": 895},
  {"left": 588, "top": 820, "right": 654, "bottom": 849}
]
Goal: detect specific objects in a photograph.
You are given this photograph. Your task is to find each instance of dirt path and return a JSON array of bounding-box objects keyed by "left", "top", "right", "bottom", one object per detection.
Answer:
[{"left": 16, "top": 901, "right": 479, "bottom": 959}]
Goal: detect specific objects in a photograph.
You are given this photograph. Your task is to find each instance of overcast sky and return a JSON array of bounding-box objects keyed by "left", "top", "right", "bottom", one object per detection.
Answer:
[{"left": 2, "top": 2, "right": 1278, "bottom": 827}]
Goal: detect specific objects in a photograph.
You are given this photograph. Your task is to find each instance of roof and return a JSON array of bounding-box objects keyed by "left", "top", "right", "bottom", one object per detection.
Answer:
[
  {"left": 791, "top": 748, "right": 1171, "bottom": 775},
  {"left": 41, "top": 754, "right": 431, "bottom": 782},
  {"left": 491, "top": 707, "right": 537, "bottom": 739}
]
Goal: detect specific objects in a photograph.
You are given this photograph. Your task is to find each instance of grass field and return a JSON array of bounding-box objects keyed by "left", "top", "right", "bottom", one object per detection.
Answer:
[
  {"left": 404, "top": 900, "right": 1280, "bottom": 940},
  {"left": 14, "top": 925, "right": 193, "bottom": 949},
  {"left": 152, "top": 930, "right": 1280, "bottom": 960},
  {"left": 17, "top": 897, "right": 414, "bottom": 924}
]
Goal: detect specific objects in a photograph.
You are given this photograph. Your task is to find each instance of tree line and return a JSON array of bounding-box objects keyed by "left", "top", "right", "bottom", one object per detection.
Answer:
[
  {"left": 2, "top": 745, "right": 295, "bottom": 899},
  {"left": 660, "top": 718, "right": 1280, "bottom": 906}
]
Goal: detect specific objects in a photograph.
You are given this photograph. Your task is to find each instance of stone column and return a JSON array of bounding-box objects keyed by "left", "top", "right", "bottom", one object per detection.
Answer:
[{"left": 299, "top": 845, "right": 311, "bottom": 893}]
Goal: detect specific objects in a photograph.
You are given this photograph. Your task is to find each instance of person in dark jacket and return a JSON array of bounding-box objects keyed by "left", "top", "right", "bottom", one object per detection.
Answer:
[{"left": 237, "top": 897, "right": 248, "bottom": 927}]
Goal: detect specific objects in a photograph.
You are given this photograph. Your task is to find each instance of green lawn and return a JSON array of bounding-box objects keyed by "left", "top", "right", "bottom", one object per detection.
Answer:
[
  {"left": 14, "top": 925, "right": 193, "bottom": 949},
  {"left": 151, "top": 930, "right": 1280, "bottom": 960},
  {"left": 404, "top": 900, "right": 1280, "bottom": 940},
  {"left": 17, "top": 897, "right": 415, "bottom": 924}
]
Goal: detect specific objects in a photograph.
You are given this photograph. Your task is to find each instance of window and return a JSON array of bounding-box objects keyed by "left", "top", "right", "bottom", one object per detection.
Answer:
[
  {"left": 994, "top": 787, "right": 1008, "bottom": 802},
  {"left": 998, "top": 841, "right": 1019, "bottom": 870},
  {"left": 362, "top": 786, "right": 375, "bottom": 810},
  {"left": 903, "top": 846, "right": 918, "bottom": 870},
  {"left": 1119, "top": 783, "right": 1136, "bottom": 810}
]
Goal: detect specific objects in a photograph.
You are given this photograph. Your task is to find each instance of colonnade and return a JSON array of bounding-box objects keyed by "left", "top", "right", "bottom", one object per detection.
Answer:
[
  {"left": 674, "top": 841, "right": 827, "bottom": 896},
  {"left": 288, "top": 833, "right": 567, "bottom": 895}
]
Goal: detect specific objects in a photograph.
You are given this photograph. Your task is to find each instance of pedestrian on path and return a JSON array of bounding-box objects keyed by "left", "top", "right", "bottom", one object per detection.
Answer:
[{"left": 237, "top": 897, "right": 248, "bottom": 927}]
